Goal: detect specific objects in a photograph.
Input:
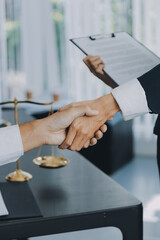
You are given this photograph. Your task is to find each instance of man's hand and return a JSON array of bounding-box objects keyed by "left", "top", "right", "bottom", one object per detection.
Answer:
[
  {"left": 59, "top": 93, "right": 120, "bottom": 151},
  {"left": 83, "top": 55, "right": 117, "bottom": 88}
]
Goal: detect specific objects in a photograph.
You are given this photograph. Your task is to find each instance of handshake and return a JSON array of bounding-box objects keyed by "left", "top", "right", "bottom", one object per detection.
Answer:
[
  {"left": 20, "top": 93, "right": 119, "bottom": 153},
  {"left": 19, "top": 56, "right": 120, "bottom": 153}
]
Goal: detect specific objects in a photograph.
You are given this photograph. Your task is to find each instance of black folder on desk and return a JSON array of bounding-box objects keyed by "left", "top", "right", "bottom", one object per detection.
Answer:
[
  {"left": 70, "top": 32, "right": 160, "bottom": 86},
  {"left": 0, "top": 182, "right": 42, "bottom": 220}
]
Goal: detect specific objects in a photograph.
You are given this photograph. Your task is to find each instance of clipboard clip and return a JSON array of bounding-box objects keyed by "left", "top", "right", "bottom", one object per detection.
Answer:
[{"left": 89, "top": 33, "right": 115, "bottom": 40}]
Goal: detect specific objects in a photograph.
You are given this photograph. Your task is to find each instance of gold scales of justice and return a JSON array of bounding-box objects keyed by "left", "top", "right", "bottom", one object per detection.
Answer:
[{"left": 0, "top": 97, "right": 69, "bottom": 182}]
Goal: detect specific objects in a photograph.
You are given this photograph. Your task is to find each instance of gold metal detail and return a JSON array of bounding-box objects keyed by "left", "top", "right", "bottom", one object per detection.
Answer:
[
  {"left": 5, "top": 169, "right": 32, "bottom": 182},
  {"left": 33, "top": 156, "right": 69, "bottom": 168}
]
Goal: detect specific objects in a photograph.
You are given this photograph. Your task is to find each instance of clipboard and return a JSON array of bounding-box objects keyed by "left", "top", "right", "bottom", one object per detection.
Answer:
[{"left": 70, "top": 32, "right": 160, "bottom": 86}]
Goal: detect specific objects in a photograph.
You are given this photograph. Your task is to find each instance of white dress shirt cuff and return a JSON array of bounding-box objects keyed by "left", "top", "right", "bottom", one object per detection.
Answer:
[
  {"left": 112, "top": 79, "right": 150, "bottom": 121},
  {"left": 0, "top": 125, "right": 24, "bottom": 166}
]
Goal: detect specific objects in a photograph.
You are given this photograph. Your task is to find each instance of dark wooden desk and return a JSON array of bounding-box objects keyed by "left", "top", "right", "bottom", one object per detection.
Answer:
[{"left": 0, "top": 110, "right": 143, "bottom": 240}]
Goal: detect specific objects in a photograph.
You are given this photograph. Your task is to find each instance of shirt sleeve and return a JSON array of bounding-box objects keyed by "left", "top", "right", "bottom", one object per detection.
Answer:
[
  {"left": 0, "top": 125, "right": 24, "bottom": 166},
  {"left": 112, "top": 78, "right": 150, "bottom": 121}
]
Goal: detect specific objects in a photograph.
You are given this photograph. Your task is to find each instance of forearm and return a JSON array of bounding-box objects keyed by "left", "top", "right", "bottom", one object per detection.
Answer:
[
  {"left": 93, "top": 93, "right": 120, "bottom": 121},
  {"left": 19, "top": 120, "right": 43, "bottom": 152}
]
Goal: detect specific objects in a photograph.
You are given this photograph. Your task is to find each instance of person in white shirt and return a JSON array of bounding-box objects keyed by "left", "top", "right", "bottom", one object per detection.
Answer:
[{"left": 0, "top": 105, "right": 107, "bottom": 166}]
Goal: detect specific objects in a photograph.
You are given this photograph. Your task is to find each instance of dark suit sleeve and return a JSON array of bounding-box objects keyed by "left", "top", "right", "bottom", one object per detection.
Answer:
[{"left": 137, "top": 64, "right": 160, "bottom": 113}]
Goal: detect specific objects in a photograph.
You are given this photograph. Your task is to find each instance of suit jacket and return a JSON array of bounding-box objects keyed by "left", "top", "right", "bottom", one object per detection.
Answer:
[{"left": 137, "top": 64, "right": 160, "bottom": 135}]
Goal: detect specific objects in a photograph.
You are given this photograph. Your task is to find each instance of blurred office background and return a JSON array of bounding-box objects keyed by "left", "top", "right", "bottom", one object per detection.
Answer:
[{"left": 1, "top": 0, "right": 160, "bottom": 239}]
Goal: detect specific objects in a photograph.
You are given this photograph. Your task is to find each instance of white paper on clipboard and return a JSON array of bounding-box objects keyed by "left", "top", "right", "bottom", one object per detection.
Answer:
[{"left": 70, "top": 32, "right": 160, "bottom": 85}]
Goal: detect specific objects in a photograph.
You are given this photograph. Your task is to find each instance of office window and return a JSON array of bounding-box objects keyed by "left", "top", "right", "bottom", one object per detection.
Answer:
[
  {"left": 0, "top": 0, "right": 8, "bottom": 103},
  {"left": 51, "top": 0, "right": 132, "bottom": 100},
  {"left": 5, "top": 0, "right": 21, "bottom": 71},
  {"left": 1, "top": 0, "right": 132, "bottom": 100}
]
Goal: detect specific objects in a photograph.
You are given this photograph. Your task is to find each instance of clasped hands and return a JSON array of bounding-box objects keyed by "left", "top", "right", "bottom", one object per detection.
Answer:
[
  {"left": 58, "top": 93, "right": 119, "bottom": 151},
  {"left": 20, "top": 93, "right": 119, "bottom": 153}
]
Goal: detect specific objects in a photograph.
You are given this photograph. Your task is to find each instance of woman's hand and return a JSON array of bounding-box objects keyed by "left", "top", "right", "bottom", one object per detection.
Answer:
[{"left": 83, "top": 55, "right": 117, "bottom": 88}]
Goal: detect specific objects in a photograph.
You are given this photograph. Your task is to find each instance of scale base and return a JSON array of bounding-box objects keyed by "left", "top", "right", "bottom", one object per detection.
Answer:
[
  {"left": 33, "top": 156, "right": 69, "bottom": 168},
  {"left": 6, "top": 169, "right": 32, "bottom": 182}
]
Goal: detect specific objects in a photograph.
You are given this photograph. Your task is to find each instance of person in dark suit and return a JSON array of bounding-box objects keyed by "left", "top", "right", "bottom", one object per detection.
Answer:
[{"left": 137, "top": 64, "right": 160, "bottom": 173}]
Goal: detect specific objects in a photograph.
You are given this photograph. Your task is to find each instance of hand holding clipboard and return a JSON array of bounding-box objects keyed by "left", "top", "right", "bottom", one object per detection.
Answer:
[
  {"left": 83, "top": 55, "right": 117, "bottom": 88},
  {"left": 70, "top": 32, "right": 160, "bottom": 86}
]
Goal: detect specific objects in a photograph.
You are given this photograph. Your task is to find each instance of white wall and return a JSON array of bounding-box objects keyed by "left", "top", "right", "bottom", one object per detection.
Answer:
[{"left": 21, "top": 0, "right": 60, "bottom": 97}]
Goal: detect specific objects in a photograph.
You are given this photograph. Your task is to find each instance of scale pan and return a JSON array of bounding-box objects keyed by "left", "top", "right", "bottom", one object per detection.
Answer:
[{"left": 33, "top": 156, "right": 69, "bottom": 168}]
